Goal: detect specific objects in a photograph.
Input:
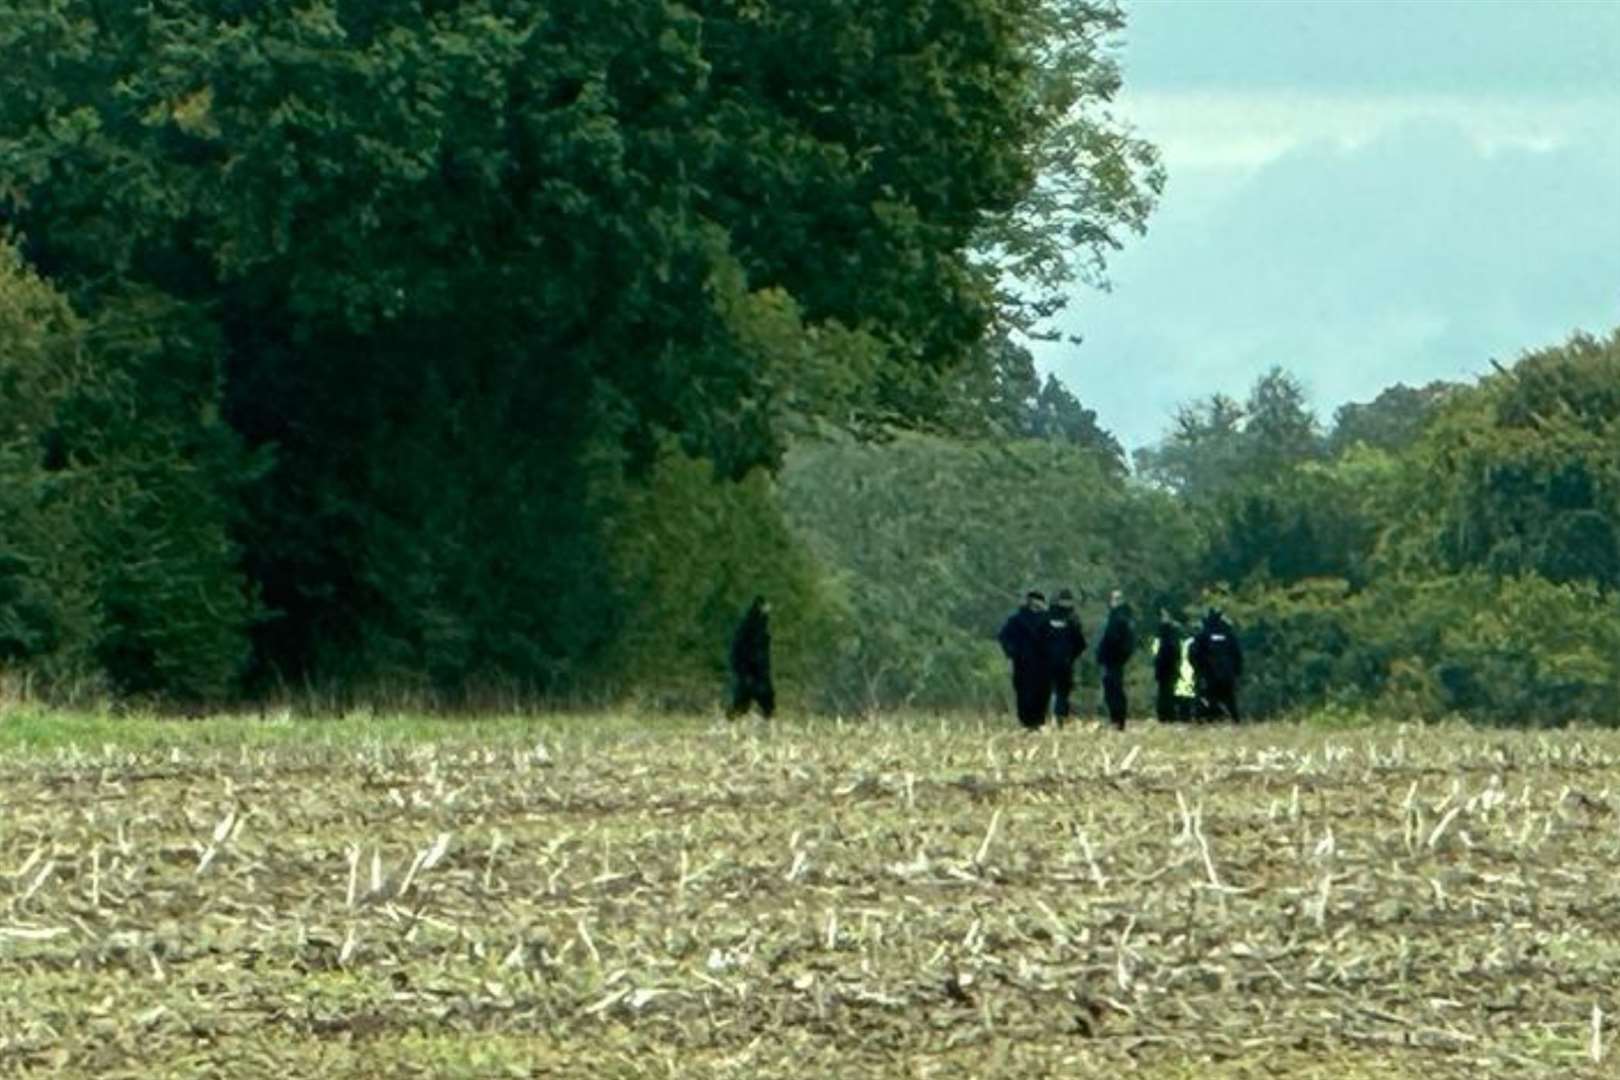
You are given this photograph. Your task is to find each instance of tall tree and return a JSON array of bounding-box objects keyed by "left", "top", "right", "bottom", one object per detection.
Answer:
[
  {"left": 1387, "top": 330, "right": 1620, "bottom": 591},
  {"left": 1244, "top": 367, "right": 1323, "bottom": 473},
  {"left": 1134, "top": 367, "right": 1322, "bottom": 498},
  {"left": 1328, "top": 380, "right": 1457, "bottom": 456},
  {"left": 0, "top": 0, "right": 1161, "bottom": 697},
  {"left": 1132, "top": 392, "right": 1247, "bottom": 498}
]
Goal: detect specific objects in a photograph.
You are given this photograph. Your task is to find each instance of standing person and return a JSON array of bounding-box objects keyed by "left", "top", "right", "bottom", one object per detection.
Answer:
[
  {"left": 1045, "top": 589, "right": 1087, "bottom": 725},
  {"left": 727, "top": 596, "right": 775, "bottom": 719},
  {"left": 1190, "top": 607, "right": 1244, "bottom": 723},
  {"left": 1095, "top": 590, "right": 1136, "bottom": 731},
  {"left": 998, "top": 591, "right": 1052, "bottom": 730},
  {"left": 1178, "top": 629, "right": 1201, "bottom": 722},
  {"left": 1152, "top": 612, "right": 1183, "bottom": 723}
]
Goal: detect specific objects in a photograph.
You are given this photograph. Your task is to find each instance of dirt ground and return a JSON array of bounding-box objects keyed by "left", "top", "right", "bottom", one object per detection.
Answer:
[{"left": 0, "top": 713, "right": 1616, "bottom": 1077}]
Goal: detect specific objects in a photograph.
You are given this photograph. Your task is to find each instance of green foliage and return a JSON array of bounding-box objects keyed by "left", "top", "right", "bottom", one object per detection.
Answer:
[
  {"left": 1327, "top": 380, "right": 1456, "bottom": 456},
  {"left": 71, "top": 293, "right": 262, "bottom": 700},
  {"left": 1134, "top": 368, "right": 1323, "bottom": 500},
  {"left": 1391, "top": 331, "right": 1620, "bottom": 589},
  {"left": 0, "top": 242, "right": 96, "bottom": 686},
  {"left": 1231, "top": 573, "right": 1620, "bottom": 726},
  {"left": 1164, "top": 334, "right": 1620, "bottom": 727},
  {"left": 1200, "top": 452, "right": 1392, "bottom": 589},
  {"left": 0, "top": 0, "right": 1161, "bottom": 702},
  {"left": 599, "top": 446, "right": 844, "bottom": 711},
  {"left": 979, "top": 1, "right": 1164, "bottom": 329},
  {"left": 1132, "top": 392, "right": 1247, "bottom": 499},
  {"left": 1211, "top": 580, "right": 1372, "bottom": 719},
  {"left": 950, "top": 332, "right": 1126, "bottom": 470},
  {"left": 0, "top": 245, "right": 256, "bottom": 701},
  {"left": 782, "top": 433, "right": 1196, "bottom": 711}
]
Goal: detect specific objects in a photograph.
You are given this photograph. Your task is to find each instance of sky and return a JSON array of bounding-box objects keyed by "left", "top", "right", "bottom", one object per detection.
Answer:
[{"left": 1031, "top": 0, "right": 1620, "bottom": 451}]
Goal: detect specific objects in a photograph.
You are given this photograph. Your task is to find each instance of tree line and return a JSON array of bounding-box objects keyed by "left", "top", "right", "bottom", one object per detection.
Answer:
[{"left": 1, "top": 2, "right": 1614, "bottom": 724}]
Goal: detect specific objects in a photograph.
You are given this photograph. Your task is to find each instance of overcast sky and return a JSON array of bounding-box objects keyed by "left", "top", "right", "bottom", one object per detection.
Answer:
[{"left": 1032, "top": 0, "right": 1620, "bottom": 451}]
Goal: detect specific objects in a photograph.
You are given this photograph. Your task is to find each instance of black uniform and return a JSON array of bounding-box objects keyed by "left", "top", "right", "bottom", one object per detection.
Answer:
[
  {"left": 727, "top": 597, "right": 775, "bottom": 719},
  {"left": 1045, "top": 601, "right": 1087, "bottom": 723},
  {"left": 1190, "top": 610, "right": 1243, "bottom": 722},
  {"left": 1095, "top": 603, "right": 1136, "bottom": 730},
  {"left": 1153, "top": 620, "right": 1184, "bottom": 723},
  {"left": 998, "top": 602, "right": 1052, "bottom": 729}
]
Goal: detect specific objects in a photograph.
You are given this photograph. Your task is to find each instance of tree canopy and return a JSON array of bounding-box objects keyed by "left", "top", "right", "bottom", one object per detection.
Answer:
[{"left": 0, "top": 0, "right": 1161, "bottom": 701}]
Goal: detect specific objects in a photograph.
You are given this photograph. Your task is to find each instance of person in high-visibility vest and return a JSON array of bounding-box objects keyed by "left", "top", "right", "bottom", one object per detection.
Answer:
[
  {"left": 1176, "top": 634, "right": 1200, "bottom": 722},
  {"left": 1152, "top": 613, "right": 1184, "bottom": 723}
]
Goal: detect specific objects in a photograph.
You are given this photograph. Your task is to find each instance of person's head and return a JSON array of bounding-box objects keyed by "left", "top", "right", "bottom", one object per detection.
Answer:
[
  {"left": 1025, "top": 590, "right": 1047, "bottom": 612},
  {"left": 1109, "top": 589, "right": 1124, "bottom": 610},
  {"left": 751, "top": 595, "right": 770, "bottom": 618},
  {"left": 1054, "top": 588, "right": 1076, "bottom": 611}
]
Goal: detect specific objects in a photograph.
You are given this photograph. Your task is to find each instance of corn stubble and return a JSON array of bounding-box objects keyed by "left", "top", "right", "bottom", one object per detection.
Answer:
[{"left": 0, "top": 718, "right": 1617, "bottom": 1077}]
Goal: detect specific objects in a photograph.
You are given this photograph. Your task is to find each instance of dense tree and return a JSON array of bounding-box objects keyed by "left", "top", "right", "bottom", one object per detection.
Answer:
[
  {"left": 0, "top": 245, "right": 256, "bottom": 701},
  {"left": 1244, "top": 368, "right": 1324, "bottom": 473},
  {"left": 0, "top": 244, "right": 92, "bottom": 685},
  {"left": 1215, "top": 330, "right": 1620, "bottom": 724},
  {"left": 1132, "top": 392, "right": 1246, "bottom": 498},
  {"left": 1327, "top": 380, "right": 1457, "bottom": 456},
  {"left": 1387, "top": 330, "right": 1620, "bottom": 591},
  {"left": 780, "top": 432, "right": 1196, "bottom": 712},
  {"left": 952, "top": 331, "right": 1124, "bottom": 470},
  {"left": 1134, "top": 367, "right": 1322, "bottom": 499},
  {"left": 0, "top": 0, "right": 1161, "bottom": 698}
]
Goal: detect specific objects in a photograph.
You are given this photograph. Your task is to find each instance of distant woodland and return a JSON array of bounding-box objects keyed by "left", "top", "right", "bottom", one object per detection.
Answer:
[{"left": 1, "top": 2, "right": 1616, "bottom": 723}]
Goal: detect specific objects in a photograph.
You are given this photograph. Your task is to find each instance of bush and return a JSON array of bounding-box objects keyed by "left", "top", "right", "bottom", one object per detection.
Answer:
[{"left": 0, "top": 250, "right": 257, "bottom": 702}]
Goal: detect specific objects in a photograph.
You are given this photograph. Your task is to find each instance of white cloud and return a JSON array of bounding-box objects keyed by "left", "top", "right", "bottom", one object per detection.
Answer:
[{"left": 1115, "top": 90, "right": 1620, "bottom": 175}]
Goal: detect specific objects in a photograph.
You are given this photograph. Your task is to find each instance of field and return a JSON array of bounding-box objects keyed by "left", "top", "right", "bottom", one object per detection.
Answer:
[{"left": 1, "top": 710, "right": 1618, "bottom": 1078}]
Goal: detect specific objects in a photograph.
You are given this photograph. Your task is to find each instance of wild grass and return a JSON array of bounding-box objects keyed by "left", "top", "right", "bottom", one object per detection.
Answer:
[{"left": 0, "top": 710, "right": 1616, "bottom": 1077}]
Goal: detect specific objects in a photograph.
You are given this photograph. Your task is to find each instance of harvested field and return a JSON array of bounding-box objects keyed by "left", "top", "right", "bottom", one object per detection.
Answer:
[{"left": 1, "top": 713, "right": 1618, "bottom": 1077}]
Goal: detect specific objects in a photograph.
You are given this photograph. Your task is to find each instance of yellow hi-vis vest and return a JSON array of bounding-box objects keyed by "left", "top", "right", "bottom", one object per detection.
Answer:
[{"left": 1175, "top": 637, "right": 1198, "bottom": 697}]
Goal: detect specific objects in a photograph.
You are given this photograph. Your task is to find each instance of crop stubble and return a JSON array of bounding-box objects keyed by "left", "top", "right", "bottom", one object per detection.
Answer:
[{"left": 0, "top": 718, "right": 1617, "bottom": 1077}]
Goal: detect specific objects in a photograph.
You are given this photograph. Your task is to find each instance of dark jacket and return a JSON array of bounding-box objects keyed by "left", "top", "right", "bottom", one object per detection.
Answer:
[
  {"left": 1153, "top": 621, "right": 1182, "bottom": 686},
  {"left": 998, "top": 606, "right": 1049, "bottom": 672},
  {"left": 730, "top": 599, "right": 771, "bottom": 678},
  {"left": 1190, "top": 614, "right": 1243, "bottom": 685},
  {"left": 1045, "top": 607, "right": 1087, "bottom": 675},
  {"left": 1096, "top": 604, "right": 1136, "bottom": 670}
]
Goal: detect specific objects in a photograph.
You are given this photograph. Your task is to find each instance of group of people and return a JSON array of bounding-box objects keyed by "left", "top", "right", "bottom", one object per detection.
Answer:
[
  {"left": 1152, "top": 606, "right": 1245, "bottom": 724},
  {"left": 721, "top": 589, "right": 1246, "bottom": 728},
  {"left": 998, "top": 590, "right": 1245, "bottom": 730}
]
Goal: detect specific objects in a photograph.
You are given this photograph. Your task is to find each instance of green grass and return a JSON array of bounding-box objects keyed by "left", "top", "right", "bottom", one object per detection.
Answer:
[{"left": 0, "top": 702, "right": 721, "bottom": 754}]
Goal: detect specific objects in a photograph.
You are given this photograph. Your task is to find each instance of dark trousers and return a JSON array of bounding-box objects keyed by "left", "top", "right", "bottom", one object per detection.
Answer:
[
  {"left": 1155, "top": 682, "right": 1178, "bottom": 723},
  {"left": 1013, "top": 668, "right": 1052, "bottom": 729},
  {"left": 1102, "top": 667, "right": 1128, "bottom": 729},
  {"left": 1202, "top": 679, "right": 1240, "bottom": 723},
  {"left": 1051, "top": 669, "right": 1077, "bottom": 723},
  {"left": 729, "top": 671, "right": 775, "bottom": 719}
]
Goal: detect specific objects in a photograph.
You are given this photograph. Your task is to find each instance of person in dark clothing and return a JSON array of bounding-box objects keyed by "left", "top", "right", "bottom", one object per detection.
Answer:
[
  {"left": 727, "top": 596, "right": 775, "bottom": 719},
  {"left": 998, "top": 591, "right": 1052, "bottom": 730},
  {"left": 1189, "top": 607, "right": 1244, "bottom": 722},
  {"left": 1153, "top": 613, "right": 1185, "bottom": 723},
  {"left": 1095, "top": 590, "right": 1136, "bottom": 730},
  {"left": 1045, "top": 589, "right": 1087, "bottom": 725}
]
